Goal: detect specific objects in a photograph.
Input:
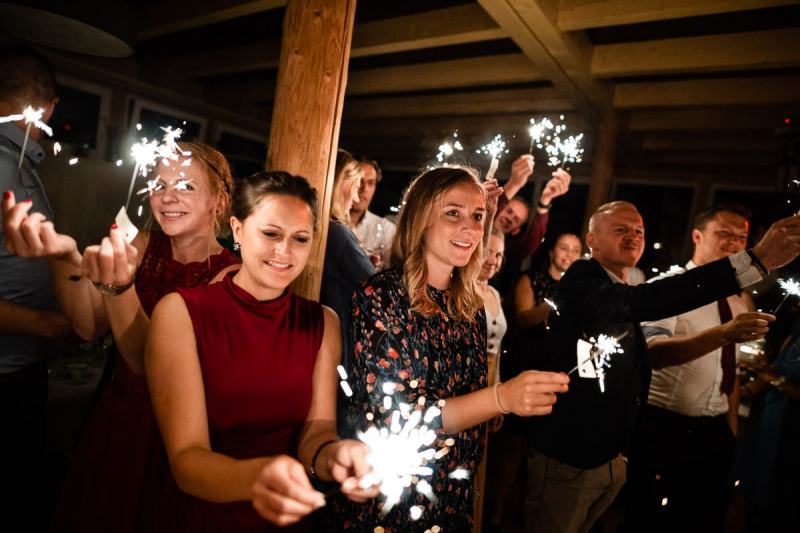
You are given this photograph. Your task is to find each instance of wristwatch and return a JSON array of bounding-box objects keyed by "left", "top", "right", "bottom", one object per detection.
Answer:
[{"left": 537, "top": 200, "right": 552, "bottom": 210}]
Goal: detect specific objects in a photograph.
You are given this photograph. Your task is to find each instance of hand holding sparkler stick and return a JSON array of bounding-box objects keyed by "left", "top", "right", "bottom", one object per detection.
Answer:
[
  {"left": 501, "top": 155, "right": 534, "bottom": 200},
  {"left": 719, "top": 311, "right": 775, "bottom": 342},
  {"left": 537, "top": 168, "right": 572, "bottom": 211},
  {"left": 749, "top": 215, "right": 800, "bottom": 272},
  {"left": 495, "top": 370, "right": 570, "bottom": 416},
  {"left": 251, "top": 455, "right": 326, "bottom": 526},
  {"left": 81, "top": 224, "right": 139, "bottom": 293},
  {"left": 568, "top": 332, "right": 628, "bottom": 393},
  {"left": 1, "top": 191, "right": 79, "bottom": 263}
]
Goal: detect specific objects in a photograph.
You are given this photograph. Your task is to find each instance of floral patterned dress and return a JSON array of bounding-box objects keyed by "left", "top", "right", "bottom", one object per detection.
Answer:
[{"left": 334, "top": 268, "right": 487, "bottom": 532}]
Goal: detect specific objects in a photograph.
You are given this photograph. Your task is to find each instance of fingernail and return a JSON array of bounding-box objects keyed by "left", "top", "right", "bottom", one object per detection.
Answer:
[
  {"left": 2, "top": 191, "right": 10, "bottom": 200},
  {"left": 111, "top": 223, "right": 118, "bottom": 230},
  {"left": 22, "top": 199, "right": 31, "bottom": 203}
]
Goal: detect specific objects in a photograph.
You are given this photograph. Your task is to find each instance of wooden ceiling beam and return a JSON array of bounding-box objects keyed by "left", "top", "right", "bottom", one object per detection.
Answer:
[
  {"left": 614, "top": 75, "right": 800, "bottom": 108},
  {"left": 138, "top": 0, "right": 286, "bottom": 40},
  {"left": 478, "top": 0, "right": 614, "bottom": 123},
  {"left": 639, "top": 133, "right": 779, "bottom": 153},
  {"left": 627, "top": 107, "right": 793, "bottom": 131},
  {"left": 593, "top": 28, "right": 800, "bottom": 78},
  {"left": 343, "top": 87, "right": 572, "bottom": 119},
  {"left": 146, "top": 4, "right": 507, "bottom": 79},
  {"left": 558, "top": 0, "right": 796, "bottom": 31}
]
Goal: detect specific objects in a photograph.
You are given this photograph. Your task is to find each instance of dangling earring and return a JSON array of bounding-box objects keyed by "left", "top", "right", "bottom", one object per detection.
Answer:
[{"left": 233, "top": 241, "right": 241, "bottom": 252}]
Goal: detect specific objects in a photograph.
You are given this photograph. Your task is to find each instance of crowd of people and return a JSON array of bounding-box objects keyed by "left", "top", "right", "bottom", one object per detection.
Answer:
[{"left": 2, "top": 44, "right": 800, "bottom": 533}]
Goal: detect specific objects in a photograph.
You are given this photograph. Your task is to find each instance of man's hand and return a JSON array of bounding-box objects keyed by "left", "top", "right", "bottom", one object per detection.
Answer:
[
  {"left": 721, "top": 312, "right": 774, "bottom": 344},
  {"left": 539, "top": 168, "right": 571, "bottom": 208},
  {"left": 751, "top": 215, "right": 800, "bottom": 271}
]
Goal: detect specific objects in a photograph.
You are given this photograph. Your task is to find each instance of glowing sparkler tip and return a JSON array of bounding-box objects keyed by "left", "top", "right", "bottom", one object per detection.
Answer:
[
  {"left": 68, "top": 157, "right": 78, "bottom": 165},
  {"left": 53, "top": 142, "right": 61, "bottom": 156},
  {"left": 448, "top": 468, "right": 471, "bottom": 480},
  {"left": 778, "top": 278, "right": 800, "bottom": 297}
]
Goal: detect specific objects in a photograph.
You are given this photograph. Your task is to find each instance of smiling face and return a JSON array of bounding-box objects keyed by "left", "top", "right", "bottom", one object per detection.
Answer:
[
  {"left": 549, "top": 233, "right": 582, "bottom": 275},
  {"left": 586, "top": 203, "right": 645, "bottom": 277},
  {"left": 494, "top": 198, "right": 529, "bottom": 235},
  {"left": 351, "top": 162, "right": 377, "bottom": 216},
  {"left": 149, "top": 158, "right": 220, "bottom": 238},
  {"left": 230, "top": 194, "right": 314, "bottom": 300},
  {"left": 422, "top": 182, "right": 486, "bottom": 283},
  {"left": 692, "top": 211, "right": 749, "bottom": 265},
  {"left": 480, "top": 234, "right": 505, "bottom": 282}
]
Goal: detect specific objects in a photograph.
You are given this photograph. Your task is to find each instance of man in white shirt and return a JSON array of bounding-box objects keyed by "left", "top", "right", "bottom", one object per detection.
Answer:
[
  {"left": 350, "top": 155, "right": 395, "bottom": 269},
  {"left": 626, "top": 204, "right": 774, "bottom": 532}
]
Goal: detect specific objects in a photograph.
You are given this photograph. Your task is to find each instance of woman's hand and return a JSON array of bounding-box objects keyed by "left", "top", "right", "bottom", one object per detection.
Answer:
[
  {"left": 482, "top": 179, "right": 504, "bottom": 221},
  {"left": 499, "top": 370, "right": 569, "bottom": 416},
  {"left": 81, "top": 225, "right": 138, "bottom": 289},
  {"left": 251, "top": 455, "right": 325, "bottom": 527},
  {"left": 2, "top": 191, "right": 79, "bottom": 263},
  {"left": 327, "top": 440, "right": 379, "bottom": 503}
]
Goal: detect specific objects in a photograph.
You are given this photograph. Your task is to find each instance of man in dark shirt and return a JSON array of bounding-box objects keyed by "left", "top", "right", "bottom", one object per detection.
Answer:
[
  {"left": 524, "top": 201, "right": 800, "bottom": 533},
  {"left": 0, "top": 43, "right": 70, "bottom": 529}
]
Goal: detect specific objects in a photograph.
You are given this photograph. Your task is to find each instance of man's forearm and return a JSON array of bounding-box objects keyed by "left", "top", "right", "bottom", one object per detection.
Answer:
[
  {"left": 647, "top": 326, "right": 728, "bottom": 369},
  {"left": 0, "top": 297, "right": 70, "bottom": 339}
]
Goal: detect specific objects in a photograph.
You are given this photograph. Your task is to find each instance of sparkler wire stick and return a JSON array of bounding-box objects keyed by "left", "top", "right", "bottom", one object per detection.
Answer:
[
  {"left": 567, "top": 331, "right": 629, "bottom": 375},
  {"left": 773, "top": 279, "right": 800, "bottom": 314}
]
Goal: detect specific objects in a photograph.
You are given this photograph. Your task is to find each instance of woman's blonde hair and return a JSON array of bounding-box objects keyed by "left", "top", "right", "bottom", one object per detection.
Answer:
[
  {"left": 330, "top": 149, "right": 362, "bottom": 226},
  {"left": 391, "top": 166, "right": 486, "bottom": 321},
  {"left": 178, "top": 142, "right": 234, "bottom": 236}
]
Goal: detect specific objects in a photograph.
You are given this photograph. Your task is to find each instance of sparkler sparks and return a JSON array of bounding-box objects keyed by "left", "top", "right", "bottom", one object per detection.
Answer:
[
  {"left": 356, "top": 394, "right": 449, "bottom": 515},
  {"left": 774, "top": 278, "right": 800, "bottom": 313},
  {"left": 476, "top": 134, "right": 509, "bottom": 182},
  {"left": 53, "top": 142, "right": 61, "bottom": 156},
  {"left": 528, "top": 117, "right": 554, "bottom": 153},
  {"left": 568, "top": 332, "right": 627, "bottom": 393},
  {"left": 432, "top": 131, "right": 464, "bottom": 167},
  {"left": 1, "top": 106, "right": 54, "bottom": 184}
]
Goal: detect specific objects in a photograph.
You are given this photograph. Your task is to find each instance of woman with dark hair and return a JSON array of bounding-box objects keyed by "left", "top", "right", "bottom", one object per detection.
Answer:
[
  {"left": 146, "top": 171, "right": 377, "bottom": 532},
  {"left": 334, "top": 166, "right": 569, "bottom": 531},
  {"left": 3, "top": 142, "right": 241, "bottom": 532}
]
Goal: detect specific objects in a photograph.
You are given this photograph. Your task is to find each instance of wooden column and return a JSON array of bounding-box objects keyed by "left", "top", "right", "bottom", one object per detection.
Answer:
[
  {"left": 582, "top": 123, "right": 619, "bottom": 234},
  {"left": 266, "top": 0, "right": 356, "bottom": 300}
]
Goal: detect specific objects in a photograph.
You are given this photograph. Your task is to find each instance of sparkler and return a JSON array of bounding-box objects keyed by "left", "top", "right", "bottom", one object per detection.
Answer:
[
  {"left": 124, "top": 126, "right": 188, "bottom": 210},
  {"left": 0, "top": 106, "right": 54, "bottom": 185},
  {"left": 773, "top": 278, "right": 800, "bottom": 314},
  {"left": 568, "top": 332, "right": 628, "bottom": 393},
  {"left": 433, "top": 131, "right": 464, "bottom": 167},
  {"left": 475, "top": 134, "right": 509, "bottom": 182},
  {"left": 528, "top": 117, "right": 554, "bottom": 154}
]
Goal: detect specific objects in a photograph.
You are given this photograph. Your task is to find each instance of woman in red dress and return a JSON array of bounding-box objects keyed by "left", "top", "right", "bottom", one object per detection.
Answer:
[
  {"left": 146, "top": 171, "right": 377, "bottom": 532},
  {"left": 2, "top": 143, "right": 240, "bottom": 532}
]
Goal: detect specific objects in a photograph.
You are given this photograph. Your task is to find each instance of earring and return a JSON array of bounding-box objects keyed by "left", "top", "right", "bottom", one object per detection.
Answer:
[{"left": 233, "top": 241, "right": 240, "bottom": 252}]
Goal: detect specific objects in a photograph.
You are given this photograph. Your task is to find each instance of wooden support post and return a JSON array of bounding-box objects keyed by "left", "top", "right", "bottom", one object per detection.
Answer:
[
  {"left": 582, "top": 123, "right": 618, "bottom": 234},
  {"left": 266, "top": 0, "right": 357, "bottom": 300}
]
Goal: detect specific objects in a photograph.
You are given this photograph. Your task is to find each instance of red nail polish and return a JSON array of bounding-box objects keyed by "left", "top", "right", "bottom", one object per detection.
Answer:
[
  {"left": 2, "top": 191, "right": 10, "bottom": 200},
  {"left": 22, "top": 199, "right": 31, "bottom": 203},
  {"left": 111, "top": 223, "right": 118, "bottom": 230}
]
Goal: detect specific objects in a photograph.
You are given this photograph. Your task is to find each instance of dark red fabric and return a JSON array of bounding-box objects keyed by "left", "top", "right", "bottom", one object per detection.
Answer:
[
  {"left": 136, "top": 231, "right": 240, "bottom": 316},
  {"left": 51, "top": 231, "right": 240, "bottom": 533},
  {"left": 717, "top": 297, "right": 736, "bottom": 395},
  {"left": 154, "top": 273, "right": 324, "bottom": 532}
]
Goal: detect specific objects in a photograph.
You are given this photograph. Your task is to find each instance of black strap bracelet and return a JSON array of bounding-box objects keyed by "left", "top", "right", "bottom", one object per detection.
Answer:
[
  {"left": 309, "top": 439, "right": 339, "bottom": 481},
  {"left": 537, "top": 200, "right": 552, "bottom": 210},
  {"left": 746, "top": 249, "right": 769, "bottom": 277}
]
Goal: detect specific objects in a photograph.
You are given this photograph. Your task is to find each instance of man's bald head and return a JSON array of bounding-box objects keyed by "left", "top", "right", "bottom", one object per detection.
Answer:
[{"left": 586, "top": 201, "right": 645, "bottom": 278}]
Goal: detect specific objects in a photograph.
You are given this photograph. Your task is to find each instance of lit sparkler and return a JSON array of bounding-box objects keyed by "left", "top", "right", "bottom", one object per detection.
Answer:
[
  {"left": 528, "top": 117, "right": 554, "bottom": 154},
  {"left": 0, "top": 106, "right": 54, "bottom": 184},
  {"left": 774, "top": 278, "right": 800, "bottom": 313},
  {"left": 356, "top": 392, "right": 448, "bottom": 515},
  {"left": 124, "top": 126, "right": 189, "bottom": 210},
  {"left": 568, "top": 332, "right": 628, "bottom": 393},
  {"left": 433, "top": 131, "right": 464, "bottom": 167},
  {"left": 476, "top": 134, "right": 509, "bottom": 181}
]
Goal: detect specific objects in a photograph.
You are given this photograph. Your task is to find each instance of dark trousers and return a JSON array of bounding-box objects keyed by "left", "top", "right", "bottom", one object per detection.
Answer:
[
  {"left": 0, "top": 363, "right": 49, "bottom": 532},
  {"left": 625, "top": 404, "right": 736, "bottom": 533}
]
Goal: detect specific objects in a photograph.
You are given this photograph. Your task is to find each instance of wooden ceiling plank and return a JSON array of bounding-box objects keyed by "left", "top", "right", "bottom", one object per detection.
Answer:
[
  {"left": 614, "top": 75, "right": 800, "bottom": 108},
  {"left": 139, "top": 0, "right": 287, "bottom": 40},
  {"left": 593, "top": 28, "right": 800, "bottom": 78},
  {"left": 478, "top": 0, "right": 614, "bottom": 123},
  {"left": 627, "top": 107, "right": 791, "bottom": 130},
  {"left": 558, "top": 0, "right": 796, "bottom": 31}
]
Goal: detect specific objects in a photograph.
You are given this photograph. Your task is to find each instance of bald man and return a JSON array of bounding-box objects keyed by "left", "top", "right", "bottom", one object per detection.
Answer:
[{"left": 524, "top": 201, "right": 800, "bottom": 533}]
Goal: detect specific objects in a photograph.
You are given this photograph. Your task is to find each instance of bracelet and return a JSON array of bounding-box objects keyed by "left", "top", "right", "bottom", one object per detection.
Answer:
[
  {"left": 746, "top": 249, "right": 768, "bottom": 277},
  {"left": 93, "top": 279, "right": 135, "bottom": 296},
  {"left": 493, "top": 382, "right": 511, "bottom": 414},
  {"left": 309, "top": 439, "right": 339, "bottom": 480},
  {"left": 537, "top": 200, "right": 552, "bottom": 210}
]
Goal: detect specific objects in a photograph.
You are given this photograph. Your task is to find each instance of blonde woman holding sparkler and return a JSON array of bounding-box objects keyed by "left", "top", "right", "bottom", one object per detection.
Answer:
[
  {"left": 146, "top": 172, "right": 377, "bottom": 531},
  {"left": 3, "top": 143, "right": 240, "bottom": 532},
  {"left": 333, "top": 166, "right": 569, "bottom": 532}
]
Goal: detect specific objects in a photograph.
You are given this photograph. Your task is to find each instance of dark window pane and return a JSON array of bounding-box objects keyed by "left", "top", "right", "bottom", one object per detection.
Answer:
[
  {"left": 216, "top": 132, "right": 265, "bottom": 179},
  {"left": 50, "top": 85, "right": 100, "bottom": 150},
  {"left": 136, "top": 108, "right": 202, "bottom": 143}
]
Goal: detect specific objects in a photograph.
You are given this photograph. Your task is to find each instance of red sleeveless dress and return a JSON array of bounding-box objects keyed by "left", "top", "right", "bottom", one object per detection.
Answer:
[
  {"left": 153, "top": 272, "right": 324, "bottom": 532},
  {"left": 51, "top": 232, "right": 240, "bottom": 533}
]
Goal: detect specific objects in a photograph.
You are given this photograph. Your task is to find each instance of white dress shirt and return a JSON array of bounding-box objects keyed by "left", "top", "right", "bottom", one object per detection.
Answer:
[{"left": 642, "top": 260, "right": 749, "bottom": 417}]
